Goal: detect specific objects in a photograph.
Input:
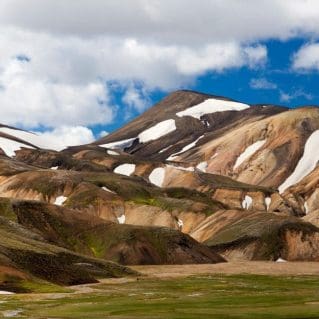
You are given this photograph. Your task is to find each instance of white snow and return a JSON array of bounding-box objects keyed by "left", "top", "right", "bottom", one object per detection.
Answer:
[
  {"left": 234, "top": 139, "right": 266, "bottom": 169},
  {"left": 176, "top": 98, "right": 250, "bottom": 119},
  {"left": 102, "top": 186, "right": 116, "bottom": 194},
  {"left": 100, "top": 137, "right": 136, "bottom": 150},
  {"left": 2, "top": 309, "right": 23, "bottom": 317},
  {"left": 0, "top": 137, "right": 34, "bottom": 157},
  {"left": 167, "top": 135, "right": 204, "bottom": 160},
  {"left": 113, "top": 163, "right": 136, "bottom": 176},
  {"left": 138, "top": 119, "right": 176, "bottom": 143},
  {"left": 149, "top": 167, "right": 166, "bottom": 187},
  {"left": 242, "top": 195, "right": 253, "bottom": 210},
  {"left": 276, "top": 258, "right": 287, "bottom": 263},
  {"left": 0, "top": 291, "right": 14, "bottom": 295},
  {"left": 50, "top": 166, "right": 59, "bottom": 170},
  {"left": 210, "top": 152, "right": 219, "bottom": 159},
  {"left": 265, "top": 197, "right": 272, "bottom": 211},
  {"left": 159, "top": 145, "right": 173, "bottom": 153},
  {"left": 54, "top": 196, "right": 67, "bottom": 206},
  {"left": 166, "top": 164, "right": 194, "bottom": 172},
  {"left": 177, "top": 219, "right": 183, "bottom": 228},
  {"left": 107, "top": 150, "right": 119, "bottom": 156},
  {"left": 304, "top": 201, "right": 309, "bottom": 214},
  {"left": 279, "top": 130, "right": 319, "bottom": 193},
  {"left": 0, "top": 127, "right": 42, "bottom": 147},
  {"left": 196, "top": 161, "right": 208, "bottom": 172},
  {"left": 117, "top": 214, "right": 125, "bottom": 224}
]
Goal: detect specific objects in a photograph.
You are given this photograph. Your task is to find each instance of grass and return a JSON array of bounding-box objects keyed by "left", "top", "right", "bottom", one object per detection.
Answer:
[{"left": 1, "top": 274, "right": 319, "bottom": 318}]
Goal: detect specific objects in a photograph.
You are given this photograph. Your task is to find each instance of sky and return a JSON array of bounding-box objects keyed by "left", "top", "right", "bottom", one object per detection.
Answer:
[{"left": 0, "top": 0, "right": 319, "bottom": 149}]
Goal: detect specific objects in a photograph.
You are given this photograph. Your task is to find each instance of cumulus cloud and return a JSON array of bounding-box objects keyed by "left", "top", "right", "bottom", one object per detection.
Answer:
[
  {"left": 122, "top": 83, "right": 150, "bottom": 113},
  {"left": 292, "top": 43, "right": 319, "bottom": 71},
  {"left": 33, "top": 126, "right": 95, "bottom": 151},
  {"left": 279, "top": 89, "right": 313, "bottom": 102},
  {"left": 0, "top": 1, "right": 318, "bottom": 146},
  {"left": 1, "top": 1, "right": 319, "bottom": 42},
  {"left": 250, "top": 78, "right": 277, "bottom": 89}
]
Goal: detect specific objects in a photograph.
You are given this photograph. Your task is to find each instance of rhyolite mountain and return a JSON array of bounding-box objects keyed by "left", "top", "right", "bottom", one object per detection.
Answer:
[{"left": 1, "top": 89, "right": 319, "bottom": 291}]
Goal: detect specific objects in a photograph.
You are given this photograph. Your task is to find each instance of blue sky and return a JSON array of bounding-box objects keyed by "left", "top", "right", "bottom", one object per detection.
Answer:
[
  {"left": 105, "top": 38, "right": 319, "bottom": 134},
  {"left": 1, "top": 1, "right": 319, "bottom": 148}
]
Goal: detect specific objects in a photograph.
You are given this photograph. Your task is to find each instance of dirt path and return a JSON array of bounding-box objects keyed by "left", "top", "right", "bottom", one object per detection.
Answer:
[{"left": 130, "top": 261, "right": 319, "bottom": 278}]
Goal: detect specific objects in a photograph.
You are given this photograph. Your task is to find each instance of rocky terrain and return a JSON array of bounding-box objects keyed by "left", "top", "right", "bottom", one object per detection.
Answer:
[{"left": 1, "top": 89, "right": 319, "bottom": 291}]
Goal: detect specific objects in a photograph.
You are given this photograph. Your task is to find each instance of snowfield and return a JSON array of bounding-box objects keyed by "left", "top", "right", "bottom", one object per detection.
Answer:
[
  {"left": 234, "top": 139, "right": 266, "bottom": 169},
  {"left": 265, "top": 197, "right": 271, "bottom": 211},
  {"left": 0, "top": 137, "right": 34, "bottom": 157},
  {"left": 242, "top": 195, "right": 253, "bottom": 209},
  {"left": 102, "top": 186, "right": 116, "bottom": 194},
  {"left": 279, "top": 130, "right": 319, "bottom": 193},
  {"left": 149, "top": 167, "right": 166, "bottom": 187},
  {"left": 117, "top": 214, "right": 125, "bottom": 224},
  {"left": 113, "top": 163, "right": 136, "bottom": 176},
  {"left": 166, "top": 164, "right": 195, "bottom": 172},
  {"left": 107, "top": 150, "right": 119, "bottom": 156},
  {"left": 100, "top": 137, "right": 136, "bottom": 150},
  {"left": 0, "top": 291, "right": 15, "bottom": 295},
  {"left": 138, "top": 119, "right": 176, "bottom": 143},
  {"left": 167, "top": 135, "right": 204, "bottom": 160},
  {"left": 196, "top": 161, "right": 208, "bottom": 172},
  {"left": 54, "top": 196, "right": 67, "bottom": 206},
  {"left": 176, "top": 98, "right": 250, "bottom": 119},
  {"left": 0, "top": 127, "right": 42, "bottom": 147}
]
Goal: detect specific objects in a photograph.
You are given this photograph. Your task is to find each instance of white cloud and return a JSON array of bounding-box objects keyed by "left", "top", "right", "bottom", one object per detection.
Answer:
[
  {"left": 122, "top": 83, "right": 150, "bottom": 113},
  {"left": 292, "top": 43, "right": 319, "bottom": 71},
  {"left": 0, "top": 1, "right": 318, "bottom": 147},
  {"left": 0, "top": 1, "right": 319, "bottom": 42},
  {"left": 34, "top": 126, "right": 95, "bottom": 151},
  {"left": 250, "top": 78, "right": 277, "bottom": 89},
  {"left": 279, "top": 89, "right": 313, "bottom": 102}
]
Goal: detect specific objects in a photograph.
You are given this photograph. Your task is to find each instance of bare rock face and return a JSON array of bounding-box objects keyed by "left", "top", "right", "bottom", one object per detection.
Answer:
[
  {"left": 1, "top": 89, "right": 319, "bottom": 269},
  {"left": 191, "top": 209, "right": 319, "bottom": 261},
  {"left": 9, "top": 199, "right": 225, "bottom": 265}
]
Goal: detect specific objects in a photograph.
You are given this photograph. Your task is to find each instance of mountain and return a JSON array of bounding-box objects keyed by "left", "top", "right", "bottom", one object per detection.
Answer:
[{"left": 1, "top": 89, "right": 319, "bottom": 292}]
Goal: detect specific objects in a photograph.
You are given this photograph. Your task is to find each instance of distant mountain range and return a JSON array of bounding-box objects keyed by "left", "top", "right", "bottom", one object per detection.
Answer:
[{"left": 1, "top": 90, "right": 319, "bottom": 292}]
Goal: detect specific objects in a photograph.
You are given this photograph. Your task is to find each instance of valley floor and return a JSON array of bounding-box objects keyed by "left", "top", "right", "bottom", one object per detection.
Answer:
[{"left": 1, "top": 262, "right": 319, "bottom": 319}]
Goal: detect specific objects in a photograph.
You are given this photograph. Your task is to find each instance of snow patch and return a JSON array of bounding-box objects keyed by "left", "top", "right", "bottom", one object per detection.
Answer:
[
  {"left": 100, "top": 137, "right": 136, "bottom": 150},
  {"left": 0, "top": 137, "right": 34, "bottom": 157},
  {"left": 54, "top": 196, "right": 67, "bottom": 206},
  {"left": 102, "top": 186, "right": 116, "bottom": 194},
  {"left": 107, "top": 150, "right": 119, "bottom": 156},
  {"left": 176, "top": 98, "right": 250, "bottom": 119},
  {"left": 117, "top": 214, "right": 125, "bottom": 224},
  {"left": 0, "top": 291, "right": 14, "bottom": 295},
  {"left": 304, "top": 201, "right": 309, "bottom": 215},
  {"left": 265, "top": 197, "right": 271, "bottom": 211},
  {"left": 210, "top": 152, "right": 218, "bottom": 159},
  {"left": 167, "top": 135, "right": 204, "bottom": 160},
  {"left": 0, "top": 127, "right": 42, "bottom": 146},
  {"left": 113, "top": 163, "right": 136, "bottom": 176},
  {"left": 177, "top": 219, "right": 183, "bottom": 228},
  {"left": 166, "top": 164, "right": 194, "bottom": 172},
  {"left": 2, "top": 309, "right": 23, "bottom": 317},
  {"left": 159, "top": 145, "right": 173, "bottom": 153},
  {"left": 50, "top": 166, "right": 59, "bottom": 170},
  {"left": 279, "top": 130, "right": 319, "bottom": 193},
  {"left": 149, "top": 167, "right": 165, "bottom": 187},
  {"left": 234, "top": 139, "right": 266, "bottom": 169},
  {"left": 196, "top": 161, "right": 208, "bottom": 172},
  {"left": 276, "top": 258, "right": 287, "bottom": 263},
  {"left": 242, "top": 195, "right": 253, "bottom": 209},
  {"left": 138, "top": 119, "right": 176, "bottom": 143}
]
